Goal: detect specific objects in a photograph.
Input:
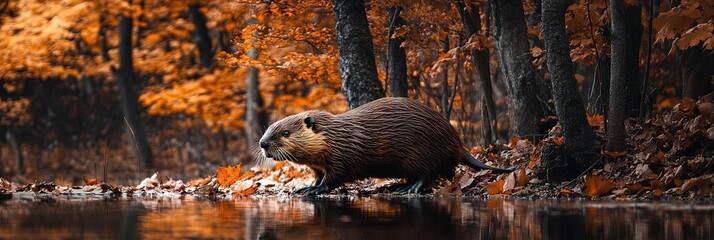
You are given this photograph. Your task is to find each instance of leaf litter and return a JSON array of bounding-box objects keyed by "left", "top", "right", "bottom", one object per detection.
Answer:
[{"left": 2, "top": 96, "right": 714, "bottom": 201}]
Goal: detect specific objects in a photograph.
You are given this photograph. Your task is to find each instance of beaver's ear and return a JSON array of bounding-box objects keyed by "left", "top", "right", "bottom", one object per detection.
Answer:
[{"left": 304, "top": 116, "right": 316, "bottom": 130}]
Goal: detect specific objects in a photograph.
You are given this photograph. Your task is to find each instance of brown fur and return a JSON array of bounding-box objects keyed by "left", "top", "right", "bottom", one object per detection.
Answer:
[{"left": 259, "top": 97, "right": 511, "bottom": 194}]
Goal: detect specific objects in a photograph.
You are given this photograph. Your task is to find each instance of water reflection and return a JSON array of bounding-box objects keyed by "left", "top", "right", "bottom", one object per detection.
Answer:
[{"left": 1, "top": 195, "right": 712, "bottom": 239}]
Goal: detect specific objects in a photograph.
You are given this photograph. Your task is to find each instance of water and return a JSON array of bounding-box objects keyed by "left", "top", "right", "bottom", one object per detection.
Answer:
[{"left": 1, "top": 194, "right": 712, "bottom": 240}]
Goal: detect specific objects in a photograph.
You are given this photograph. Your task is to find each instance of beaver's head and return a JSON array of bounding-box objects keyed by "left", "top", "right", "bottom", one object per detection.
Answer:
[{"left": 258, "top": 110, "right": 331, "bottom": 166}]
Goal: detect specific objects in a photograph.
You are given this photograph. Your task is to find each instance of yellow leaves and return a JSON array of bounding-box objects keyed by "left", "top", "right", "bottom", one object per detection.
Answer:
[
  {"left": 584, "top": 173, "right": 614, "bottom": 197},
  {"left": 217, "top": 164, "right": 242, "bottom": 188}
]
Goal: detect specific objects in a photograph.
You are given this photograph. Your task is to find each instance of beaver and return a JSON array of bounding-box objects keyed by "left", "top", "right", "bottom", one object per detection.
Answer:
[{"left": 258, "top": 97, "right": 514, "bottom": 195}]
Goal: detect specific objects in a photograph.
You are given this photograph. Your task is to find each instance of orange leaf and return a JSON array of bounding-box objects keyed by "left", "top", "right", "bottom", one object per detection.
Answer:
[
  {"left": 240, "top": 186, "right": 257, "bottom": 195},
  {"left": 238, "top": 171, "right": 256, "bottom": 181},
  {"left": 273, "top": 161, "right": 286, "bottom": 170},
  {"left": 603, "top": 150, "right": 627, "bottom": 158},
  {"left": 553, "top": 136, "right": 564, "bottom": 145},
  {"left": 516, "top": 166, "right": 528, "bottom": 187},
  {"left": 217, "top": 164, "right": 242, "bottom": 188},
  {"left": 586, "top": 114, "right": 603, "bottom": 125},
  {"left": 528, "top": 148, "right": 541, "bottom": 169},
  {"left": 486, "top": 180, "right": 505, "bottom": 195},
  {"left": 508, "top": 138, "right": 521, "bottom": 148},
  {"left": 585, "top": 173, "right": 615, "bottom": 197},
  {"left": 83, "top": 176, "right": 100, "bottom": 185}
]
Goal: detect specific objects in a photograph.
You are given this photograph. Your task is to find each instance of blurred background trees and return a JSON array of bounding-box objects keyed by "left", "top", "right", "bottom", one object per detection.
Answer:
[{"left": 0, "top": 0, "right": 712, "bottom": 184}]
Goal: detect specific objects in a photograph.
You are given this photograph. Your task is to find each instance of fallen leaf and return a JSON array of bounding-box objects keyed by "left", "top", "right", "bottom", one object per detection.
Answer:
[
  {"left": 530, "top": 143, "right": 543, "bottom": 164},
  {"left": 587, "top": 114, "right": 604, "bottom": 125},
  {"left": 503, "top": 173, "right": 516, "bottom": 193},
  {"left": 559, "top": 188, "right": 575, "bottom": 197},
  {"left": 553, "top": 136, "right": 564, "bottom": 145},
  {"left": 516, "top": 166, "right": 528, "bottom": 187},
  {"left": 240, "top": 186, "right": 257, "bottom": 195},
  {"left": 217, "top": 164, "right": 242, "bottom": 188},
  {"left": 83, "top": 176, "right": 100, "bottom": 185},
  {"left": 677, "top": 97, "right": 696, "bottom": 113},
  {"left": 238, "top": 171, "right": 256, "bottom": 181},
  {"left": 231, "top": 179, "right": 254, "bottom": 193},
  {"left": 486, "top": 180, "right": 505, "bottom": 195},
  {"left": 625, "top": 183, "right": 644, "bottom": 192},
  {"left": 585, "top": 173, "right": 615, "bottom": 197},
  {"left": 681, "top": 175, "right": 713, "bottom": 195},
  {"left": 137, "top": 172, "right": 160, "bottom": 190},
  {"left": 603, "top": 150, "right": 627, "bottom": 158},
  {"left": 612, "top": 188, "right": 628, "bottom": 196}
]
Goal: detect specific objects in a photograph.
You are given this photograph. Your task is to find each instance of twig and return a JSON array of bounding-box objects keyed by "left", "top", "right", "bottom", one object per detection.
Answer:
[
  {"left": 563, "top": 155, "right": 603, "bottom": 187},
  {"left": 103, "top": 137, "right": 108, "bottom": 183},
  {"left": 446, "top": 45, "right": 462, "bottom": 119},
  {"left": 123, "top": 117, "right": 142, "bottom": 171},
  {"left": 640, "top": 0, "right": 655, "bottom": 119}
]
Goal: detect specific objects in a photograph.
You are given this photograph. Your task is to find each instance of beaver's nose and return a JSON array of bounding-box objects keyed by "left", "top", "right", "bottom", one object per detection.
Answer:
[{"left": 260, "top": 140, "right": 269, "bottom": 149}]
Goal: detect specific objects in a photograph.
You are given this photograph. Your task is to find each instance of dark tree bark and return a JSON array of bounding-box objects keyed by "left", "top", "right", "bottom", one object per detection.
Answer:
[
  {"left": 5, "top": 130, "right": 23, "bottom": 175},
  {"left": 606, "top": 0, "right": 627, "bottom": 151},
  {"left": 112, "top": 14, "right": 153, "bottom": 168},
  {"left": 245, "top": 23, "right": 269, "bottom": 152},
  {"left": 387, "top": 6, "right": 408, "bottom": 98},
  {"left": 441, "top": 37, "right": 450, "bottom": 117},
  {"left": 623, "top": 4, "right": 643, "bottom": 117},
  {"left": 332, "top": 0, "right": 385, "bottom": 109},
  {"left": 680, "top": 46, "right": 714, "bottom": 99},
  {"left": 455, "top": 1, "right": 498, "bottom": 146},
  {"left": 491, "top": 0, "right": 543, "bottom": 139},
  {"left": 189, "top": 4, "right": 213, "bottom": 69},
  {"left": 542, "top": 0, "right": 598, "bottom": 164}
]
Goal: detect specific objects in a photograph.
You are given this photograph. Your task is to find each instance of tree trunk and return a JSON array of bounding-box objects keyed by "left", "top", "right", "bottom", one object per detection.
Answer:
[
  {"left": 542, "top": 0, "right": 598, "bottom": 163},
  {"left": 606, "top": 0, "right": 638, "bottom": 152},
  {"left": 680, "top": 46, "right": 714, "bottom": 99},
  {"left": 332, "top": 0, "right": 385, "bottom": 109},
  {"left": 113, "top": 14, "right": 153, "bottom": 168},
  {"left": 455, "top": 1, "right": 497, "bottom": 146},
  {"left": 387, "top": 6, "right": 408, "bottom": 98},
  {"left": 245, "top": 23, "right": 269, "bottom": 152},
  {"left": 189, "top": 4, "right": 213, "bottom": 69},
  {"left": 624, "top": 4, "right": 643, "bottom": 117},
  {"left": 5, "top": 130, "right": 23, "bottom": 175},
  {"left": 491, "top": 0, "right": 543, "bottom": 140},
  {"left": 441, "top": 37, "right": 450, "bottom": 117}
]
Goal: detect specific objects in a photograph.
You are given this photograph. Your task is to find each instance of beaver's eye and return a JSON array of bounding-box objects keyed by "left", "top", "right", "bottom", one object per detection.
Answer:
[{"left": 282, "top": 130, "right": 290, "bottom": 137}]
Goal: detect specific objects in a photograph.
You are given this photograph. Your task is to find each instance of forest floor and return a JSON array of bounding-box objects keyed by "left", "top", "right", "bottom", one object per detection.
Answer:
[{"left": 1, "top": 96, "right": 713, "bottom": 201}]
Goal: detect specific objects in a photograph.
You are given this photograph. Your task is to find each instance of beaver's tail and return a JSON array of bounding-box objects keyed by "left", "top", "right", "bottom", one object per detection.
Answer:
[{"left": 463, "top": 153, "right": 515, "bottom": 174}]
